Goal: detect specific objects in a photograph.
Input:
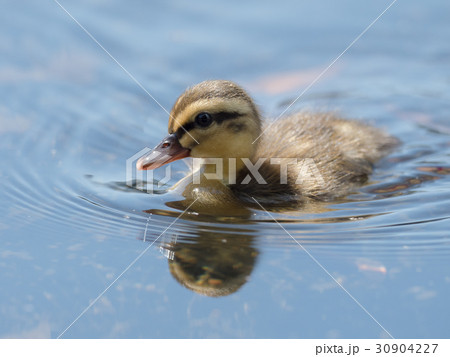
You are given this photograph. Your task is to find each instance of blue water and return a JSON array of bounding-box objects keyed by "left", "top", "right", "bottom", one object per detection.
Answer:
[{"left": 1, "top": 0, "right": 449, "bottom": 338}]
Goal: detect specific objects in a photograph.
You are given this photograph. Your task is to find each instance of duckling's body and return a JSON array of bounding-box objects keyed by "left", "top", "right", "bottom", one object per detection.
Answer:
[
  {"left": 137, "top": 80, "right": 397, "bottom": 210},
  {"left": 231, "top": 112, "right": 396, "bottom": 205}
]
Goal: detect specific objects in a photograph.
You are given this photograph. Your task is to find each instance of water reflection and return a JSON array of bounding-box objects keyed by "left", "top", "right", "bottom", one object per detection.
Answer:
[
  {"left": 159, "top": 230, "right": 258, "bottom": 297},
  {"left": 165, "top": 174, "right": 252, "bottom": 217},
  {"left": 367, "top": 165, "right": 450, "bottom": 198},
  {"left": 144, "top": 171, "right": 334, "bottom": 217}
]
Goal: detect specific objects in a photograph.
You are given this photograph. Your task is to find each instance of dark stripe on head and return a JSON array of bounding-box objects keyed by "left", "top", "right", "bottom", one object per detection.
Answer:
[
  {"left": 174, "top": 121, "right": 196, "bottom": 140},
  {"left": 174, "top": 111, "right": 243, "bottom": 140},
  {"left": 214, "top": 111, "right": 243, "bottom": 124}
]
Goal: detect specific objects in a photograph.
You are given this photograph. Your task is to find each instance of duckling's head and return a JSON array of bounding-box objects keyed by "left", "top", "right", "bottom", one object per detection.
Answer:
[{"left": 137, "top": 80, "right": 261, "bottom": 175}]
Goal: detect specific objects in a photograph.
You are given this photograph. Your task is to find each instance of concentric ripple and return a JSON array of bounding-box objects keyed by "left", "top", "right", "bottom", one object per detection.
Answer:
[{"left": 2, "top": 90, "right": 450, "bottom": 261}]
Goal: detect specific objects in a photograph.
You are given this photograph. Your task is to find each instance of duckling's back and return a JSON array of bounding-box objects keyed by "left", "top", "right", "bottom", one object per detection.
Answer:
[{"left": 232, "top": 112, "right": 398, "bottom": 205}]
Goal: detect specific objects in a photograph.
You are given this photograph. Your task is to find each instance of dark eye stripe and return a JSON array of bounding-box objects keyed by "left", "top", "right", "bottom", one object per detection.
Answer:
[
  {"left": 213, "top": 111, "right": 243, "bottom": 124},
  {"left": 174, "top": 121, "right": 196, "bottom": 140},
  {"left": 174, "top": 111, "right": 243, "bottom": 140}
]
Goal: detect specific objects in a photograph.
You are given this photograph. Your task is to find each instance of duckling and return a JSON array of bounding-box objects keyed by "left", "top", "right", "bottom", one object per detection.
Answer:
[{"left": 137, "top": 80, "right": 397, "bottom": 209}]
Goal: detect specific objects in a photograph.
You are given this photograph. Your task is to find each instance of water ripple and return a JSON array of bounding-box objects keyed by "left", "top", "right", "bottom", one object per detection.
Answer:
[{"left": 2, "top": 87, "right": 450, "bottom": 260}]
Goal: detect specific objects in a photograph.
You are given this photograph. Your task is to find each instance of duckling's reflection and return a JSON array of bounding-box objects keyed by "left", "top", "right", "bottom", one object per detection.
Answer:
[
  {"left": 159, "top": 229, "right": 258, "bottom": 297},
  {"left": 164, "top": 172, "right": 254, "bottom": 217},
  {"left": 152, "top": 170, "right": 305, "bottom": 217}
]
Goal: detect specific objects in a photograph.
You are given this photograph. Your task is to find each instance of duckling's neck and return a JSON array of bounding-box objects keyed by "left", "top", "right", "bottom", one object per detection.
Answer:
[{"left": 201, "top": 158, "right": 248, "bottom": 185}]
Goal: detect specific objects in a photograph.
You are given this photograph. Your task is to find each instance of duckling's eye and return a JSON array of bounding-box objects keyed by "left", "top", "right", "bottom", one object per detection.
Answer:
[{"left": 194, "top": 112, "right": 213, "bottom": 127}]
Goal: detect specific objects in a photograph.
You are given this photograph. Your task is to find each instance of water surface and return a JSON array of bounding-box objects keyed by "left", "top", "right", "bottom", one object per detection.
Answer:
[{"left": 1, "top": 0, "right": 449, "bottom": 338}]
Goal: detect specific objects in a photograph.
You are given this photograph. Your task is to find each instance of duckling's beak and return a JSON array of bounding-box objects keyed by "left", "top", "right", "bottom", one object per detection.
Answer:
[{"left": 136, "top": 134, "right": 190, "bottom": 170}]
